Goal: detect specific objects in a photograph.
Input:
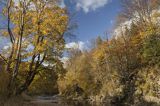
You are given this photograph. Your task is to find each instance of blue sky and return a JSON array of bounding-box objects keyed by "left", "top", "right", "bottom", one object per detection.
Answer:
[{"left": 65, "top": 0, "right": 122, "bottom": 42}]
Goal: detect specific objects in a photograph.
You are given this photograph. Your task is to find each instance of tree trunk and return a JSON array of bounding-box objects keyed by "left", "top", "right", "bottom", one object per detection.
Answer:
[{"left": 16, "top": 71, "right": 36, "bottom": 95}]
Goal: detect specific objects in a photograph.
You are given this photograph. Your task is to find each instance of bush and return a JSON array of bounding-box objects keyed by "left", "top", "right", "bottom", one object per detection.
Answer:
[
  {"left": 0, "top": 69, "right": 10, "bottom": 101},
  {"left": 28, "top": 68, "right": 59, "bottom": 95}
]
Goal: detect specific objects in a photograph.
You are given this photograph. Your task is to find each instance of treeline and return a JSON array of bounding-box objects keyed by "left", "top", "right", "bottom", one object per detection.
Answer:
[{"left": 57, "top": 0, "right": 160, "bottom": 105}]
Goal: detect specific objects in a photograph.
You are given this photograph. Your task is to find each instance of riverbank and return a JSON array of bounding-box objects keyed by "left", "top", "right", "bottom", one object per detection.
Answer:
[{"left": 1, "top": 94, "right": 160, "bottom": 106}]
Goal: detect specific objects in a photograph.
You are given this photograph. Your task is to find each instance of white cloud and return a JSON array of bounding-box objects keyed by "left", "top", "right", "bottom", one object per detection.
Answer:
[
  {"left": 75, "top": 0, "right": 111, "bottom": 13},
  {"left": 114, "top": 19, "right": 133, "bottom": 38},
  {"left": 65, "top": 41, "right": 86, "bottom": 51},
  {"left": 60, "top": 57, "right": 69, "bottom": 67},
  {"left": 3, "top": 45, "right": 10, "bottom": 50},
  {"left": 59, "top": 0, "right": 66, "bottom": 8}
]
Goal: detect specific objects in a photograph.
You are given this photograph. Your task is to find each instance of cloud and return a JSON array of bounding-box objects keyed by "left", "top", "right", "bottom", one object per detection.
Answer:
[
  {"left": 114, "top": 19, "right": 133, "bottom": 38},
  {"left": 59, "top": 0, "right": 66, "bottom": 8},
  {"left": 0, "top": 37, "right": 9, "bottom": 52},
  {"left": 75, "top": 0, "right": 111, "bottom": 13},
  {"left": 60, "top": 57, "right": 69, "bottom": 67},
  {"left": 65, "top": 41, "right": 86, "bottom": 51}
]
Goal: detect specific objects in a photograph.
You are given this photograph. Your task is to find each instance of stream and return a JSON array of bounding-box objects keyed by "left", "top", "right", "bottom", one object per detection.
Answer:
[{"left": 29, "top": 95, "right": 112, "bottom": 106}]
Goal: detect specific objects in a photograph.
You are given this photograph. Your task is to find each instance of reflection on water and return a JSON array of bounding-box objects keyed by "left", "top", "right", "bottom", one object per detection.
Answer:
[
  {"left": 58, "top": 101, "right": 111, "bottom": 106},
  {"left": 29, "top": 96, "right": 112, "bottom": 106},
  {"left": 60, "top": 101, "right": 91, "bottom": 106},
  {"left": 32, "top": 101, "right": 112, "bottom": 106}
]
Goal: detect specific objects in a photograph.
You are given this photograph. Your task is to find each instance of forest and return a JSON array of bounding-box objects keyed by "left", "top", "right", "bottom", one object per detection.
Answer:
[{"left": 0, "top": 0, "right": 160, "bottom": 106}]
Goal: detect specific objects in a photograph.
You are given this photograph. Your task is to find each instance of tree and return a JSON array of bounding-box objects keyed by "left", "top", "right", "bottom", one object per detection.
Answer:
[
  {"left": 96, "top": 36, "right": 103, "bottom": 47},
  {"left": 120, "top": 0, "right": 160, "bottom": 30},
  {"left": 1, "top": 0, "right": 69, "bottom": 96}
]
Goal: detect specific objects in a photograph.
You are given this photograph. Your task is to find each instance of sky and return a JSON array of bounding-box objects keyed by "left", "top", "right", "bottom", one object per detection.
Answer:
[{"left": 64, "top": 0, "right": 122, "bottom": 43}]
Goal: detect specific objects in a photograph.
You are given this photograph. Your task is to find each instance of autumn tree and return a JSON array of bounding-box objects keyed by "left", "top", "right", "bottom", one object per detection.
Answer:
[
  {"left": 111, "top": 0, "right": 160, "bottom": 104},
  {"left": 1, "top": 0, "right": 69, "bottom": 96}
]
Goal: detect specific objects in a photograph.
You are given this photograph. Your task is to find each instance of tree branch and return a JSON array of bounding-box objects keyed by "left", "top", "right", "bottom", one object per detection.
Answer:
[{"left": 0, "top": 54, "right": 8, "bottom": 64}]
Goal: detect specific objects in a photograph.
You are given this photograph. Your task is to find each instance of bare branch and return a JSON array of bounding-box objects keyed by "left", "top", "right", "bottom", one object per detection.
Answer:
[{"left": 0, "top": 53, "right": 8, "bottom": 64}]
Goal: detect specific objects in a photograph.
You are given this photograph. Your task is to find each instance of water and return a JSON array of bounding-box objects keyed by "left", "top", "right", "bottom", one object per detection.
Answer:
[{"left": 29, "top": 95, "right": 112, "bottom": 106}]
